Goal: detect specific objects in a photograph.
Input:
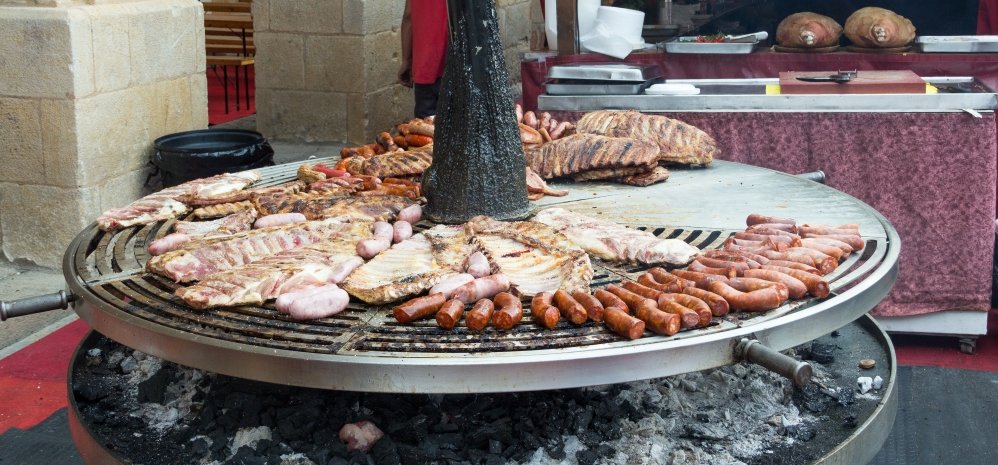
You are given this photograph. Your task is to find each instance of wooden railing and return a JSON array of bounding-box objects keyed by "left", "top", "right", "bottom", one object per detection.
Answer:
[{"left": 202, "top": 0, "right": 254, "bottom": 113}]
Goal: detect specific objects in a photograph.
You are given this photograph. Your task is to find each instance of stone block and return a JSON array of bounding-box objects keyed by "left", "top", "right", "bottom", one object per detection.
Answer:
[
  {"left": 0, "top": 98, "right": 42, "bottom": 185},
  {"left": 502, "top": 2, "right": 531, "bottom": 47},
  {"left": 127, "top": 0, "right": 202, "bottom": 85},
  {"left": 343, "top": 0, "right": 403, "bottom": 35},
  {"left": 263, "top": 90, "right": 347, "bottom": 142},
  {"left": 363, "top": 85, "right": 411, "bottom": 141},
  {"left": 99, "top": 168, "right": 153, "bottom": 214},
  {"left": 363, "top": 31, "right": 400, "bottom": 92},
  {"left": 188, "top": 74, "right": 209, "bottom": 128},
  {"left": 88, "top": 3, "right": 132, "bottom": 94},
  {"left": 0, "top": 182, "right": 101, "bottom": 268},
  {"left": 270, "top": 0, "right": 342, "bottom": 35},
  {"left": 0, "top": 7, "right": 89, "bottom": 98},
  {"left": 40, "top": 98, "right": 82, "bottom": 188},
  {"left": 255, "top": 32, "right": 305, "bottom": 90},
  {"left": 304, "top": 35, "right": 364, "bottom": 93},
  {"left": 252, "top": 0, "right": 269, "bottom": 31},
  {"left": 254, "top": 88, "right": 276, "bottom": 137}
]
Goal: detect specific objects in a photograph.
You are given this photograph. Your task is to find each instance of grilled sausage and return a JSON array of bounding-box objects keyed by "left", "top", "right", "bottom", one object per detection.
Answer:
[
  {"left": 465, "top": 251, "right": 491, "bottom": 278},
  {"left": 254, "top": 213, "right": 307, "bottom": 229},
  {"left": 707, "top": 281, "right": 784, "bottom": 312},
  {"left": 727, "top": 237, "right": 788, "bottom": 252},
  {"left": 405, "top": 134, "right": 433, "bottom": 148},
  {"left": 603, "top": 307, "right": 645, "bottom": 340},
  {"left": 553, "top": 289, "right": 588, "bottom": 325},
  {"left": 429, "top": 273, "right": 475, "bottom": 299},
  {"left": 465, "top": 298, "right": 494, "bottom": 331},
  {"left": 549, "top": 121, "right": 571, "bottom": 140},
  {"left": 632, "top": 303, "right": 681, "bottom": 336},
  {"left": 492, "top": 292, "right": 523, "bottom": 330},
  {"left": 743, "top": 227, "right": 801, "bottom": 239},
  {"left": 515, "top": 103, "right": 524, "bottom": 123},
  {"left": 702, "top": 250, "right": 765, "bottom": 267},
  {"left": 639, "top": 273, "right": 684, "bottom": 293},
  {"left": 397, "top": 204, "right": 423, "bottom": 223},
  {"left": 734, "top": 232, "right": 801, "bottom": 248},
  {"left": 801, "top": 237, "right": 854, "bottom": 255},
  {"left": 435, "top": 299, "right": 465, "bottom": 330},
  {"left": 329, "top": 256, "right": 365, "bottom": 284},
  {"left": 687, "top": 260, "right": 738, "bottom": 278},
  {"left": 148, "top": 232, "right": 191, "bottom": 256},
  {"left": 681, "top": 286, "right": 730, "bottom": 317},
  {"left": 799, "top": 232, "right": 865, "bottom": 251},
  {"left": 695, "top": 256, "right": 753, "bottom": 274},
  {"left": 670, "top": 269, "right": 728, "bottom": 290},
  {"left": 605, "top": 285, "right": 658, "bottom": 314},
  {"left": 523, "top": 110, "right": 538, "bottom": 129},
  {"left": 798, "top": 224, "right": 861, "bottom": 235},
  {"left": 759, "top": 265, "right": 830, "bottom": 298},
  {"left": 741, "top": 269, "right": 808, "bottom": 299},
  {"left": 798, "top": 241, "right": 844, "bottom": 261},
  {"left": 764, "top": 259, "right": 822, "bottom": 275},
  {"left": 392, "top": 221, "right": 413, "bottom": 243},
  {"left": 593, "top": 289, "right": 628, "bottom": 313},
  {"left": 783, "top": 247, "right": 837, "bottom": 274},
  {"left": 656, "top": 293, "right": 712, "bottom": 327},
  {"left": 747, "top": 222, "right": 798, "bottom": 234},
  {"left": 726, "top": 277, "right": 790, "bottom": 301},
  {"left": 622, "top": 281, "right": 664, "bottom": 301},
  {"left": 758, "top": 250, "right": 816, "bottom": 268},
  {"left": 571, "top": 291, "right": 605, "bottom": 323},
  {"left": 531, "top": 292, "right": 561, "bottom": 329},
  {"left": 451, "top": 274, "right": 511, "bottom": 304},
  {"left": 657, "top": 300, "right": 701, "bottom": 329},
  {"left": 356, "top": 238, "right": 391, "bottom": 259},
  {"left": 746, "top": 214, "right": 796, "bottom": 226},
  {"left": 393, "top": 293, "right": 447, "bottom": 323},
  {"left": 276, "top": 285, "right": 350, "bottom": 320}
]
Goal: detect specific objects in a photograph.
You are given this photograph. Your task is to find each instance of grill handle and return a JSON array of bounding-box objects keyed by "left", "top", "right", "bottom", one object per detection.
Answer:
[
  {"left": 1, "top": 290, "right": 76, "bottom": 321},
  {"left": 795, "top": 170, "right": 826, "bottom": 184},
  {"left": 735, "top": 338, "right": 812, "bottom": 387}
]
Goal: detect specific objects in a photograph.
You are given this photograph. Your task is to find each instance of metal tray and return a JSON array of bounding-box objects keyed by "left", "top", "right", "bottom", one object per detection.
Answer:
[
  {"left": 546, "top": 80, "right": 655, "bottom": 95},
  {"left": 546, "top": 63, "right": 663, "bottom": 82},
  {"left": 916, "top": 35, "right": 998, "bottom": 53},
  {"left": 661, "top": 37, "right": 757, "bottom": 54}
]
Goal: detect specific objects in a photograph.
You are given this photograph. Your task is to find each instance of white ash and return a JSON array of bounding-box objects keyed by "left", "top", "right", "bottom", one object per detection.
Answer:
[
  {"left": 129, "top": 352, "right": 208, "bottom": 433},
  {"left": 279, "top": 452, "right": 318, "bottom": 465}
]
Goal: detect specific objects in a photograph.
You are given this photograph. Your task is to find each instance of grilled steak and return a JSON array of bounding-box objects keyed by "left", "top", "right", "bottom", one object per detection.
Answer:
[
  {"left": 343, "top": 225, "right": 470, "bottom": 304},
  {"left": 176, "top": 222, "right": 372, "bottom": 309},
  {"left": 533, "top": 207, "right": 699, "bottom": 266},
  {"left": 524, "top": 133, "right": 659, "bottom": 179},
  {"left": 465, "top": 216, "right": 593, "bottom": 297},
  {"left": 192, "top": 200, "right": 255, "bottom": 219},
  {"left": 146, "top": 218, "right": 351, "bottom": 282},
  {"left": 96, "top": 171, "right": 261, "bottom": 230},
  {"left": 576, "top": 110, "right": 717, "bottom": 166},
  {"left": 254, "top": 192, "right": 417, "bottom": 222},
  {"left": 342, "top": 146, "right": 434, "bottom": 178}
]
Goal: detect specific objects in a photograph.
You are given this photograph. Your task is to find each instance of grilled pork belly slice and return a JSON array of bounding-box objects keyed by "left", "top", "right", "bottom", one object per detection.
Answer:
[
  {"left": 576, "top": 110, "right": 717, "bottom": 166},
  {"left": 360, "top": 147, "right": 433, "bottom": 178},
  {"left": 146, "top": 218, "right": 351, "bottom": 282},
  {"left": 343, "top": 225, "right": 472, "bottom": 304},
  {"left": 533, "top": 207, "right": 698, "bottom": 266},
  {"left": 571, "top": 166, "right": 655, "bottom": 182},
  {"left": 465, "top": 216, "right": 593, "bottom": 297},
  {"left": 177, "top": 181, "right": 303, "bottom": 207},
  {"left": 253, "top": 192, "right": 417, "bottom": 222},
  {"left": 173, "top": 209, "right": 259, "bottom": 237},
  {"left": 617, "top": 166, "right": 670, "bottom": 186},
  {"left": 524, "top": 133, "right": 659, "bottom": 179},
  {"left": 176, "top": 222, "right": 372, "bottom": 309},
  {"left": 192, "top": 200, "right": 255, "bottom": 219}
]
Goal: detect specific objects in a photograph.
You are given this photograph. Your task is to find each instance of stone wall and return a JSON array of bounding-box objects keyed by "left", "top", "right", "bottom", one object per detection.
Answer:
[
  {"left": 0, "top": 0, "right": 207, "bottom": 267},
  {"left": 255, "top": 0, "right": 534, "bottom": 145}
]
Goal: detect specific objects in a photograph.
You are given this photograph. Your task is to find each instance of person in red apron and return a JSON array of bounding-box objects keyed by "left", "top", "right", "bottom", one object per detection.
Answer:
[{"left": 399, "top": 0, "right": 449, "bottom": 118}]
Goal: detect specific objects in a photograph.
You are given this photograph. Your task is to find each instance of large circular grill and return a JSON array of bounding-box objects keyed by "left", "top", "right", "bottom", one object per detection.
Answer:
[{"left": 65, "top": 160, "right": 899, "bottom": 393}]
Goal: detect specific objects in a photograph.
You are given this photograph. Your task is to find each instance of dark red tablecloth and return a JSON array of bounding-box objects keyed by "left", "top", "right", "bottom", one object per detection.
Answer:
[{"left": 535, "top": 110, "right": 997, "bottom": 318}]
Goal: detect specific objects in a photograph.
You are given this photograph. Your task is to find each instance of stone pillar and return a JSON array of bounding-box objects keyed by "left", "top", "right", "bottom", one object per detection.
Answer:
[
  {"left": 0, "top": 0, "right": 207, "bottom": 267},
  {"left": 255, "top": 0, "right": 531, "bottom": 144}
]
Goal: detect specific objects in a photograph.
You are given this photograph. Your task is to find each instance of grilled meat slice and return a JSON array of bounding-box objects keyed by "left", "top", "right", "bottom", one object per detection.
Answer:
[
  {"left": 173, "top": 209, "right": 259, "bottom": 237},
  {"left": 96, "top": 171, "right": 261, "bottom": 230},
  {"left": 176, "top": 222, "right": 372, "bottom": 309},
  {"left": 253, "top": 192, "right": 417, "bottom": 222},
  {"left": 524, "top": 133, "right": 659, "bottom": 179},
  {"left": 178, "top": 181, "right": 303, "bottom": 207},
  {"left": 533, "top": 207, "right": 698, "bottom": 266},
  {"left": 576, "top": 110, "right": 717, "bottom": 166},
  {"left": 192, "top": 200, "right": 255, "bottom": 219},
  {"left": 465, "top": 216, "right": 593, "bottom": 297},
  {"left": 344, "top": 146, "right": 434, "bottom": 178},
  {"left": 526, "top": 166, "right": 567, "bottom": 197},
  {"left": 146, "top": 218, "right": 351, "bottom": 282},
  {"left": 571, "top": 166, "right": 656, "bottom": 182},
  {"left": 616, "top": 166, "right": 670, "bottom": 186}
]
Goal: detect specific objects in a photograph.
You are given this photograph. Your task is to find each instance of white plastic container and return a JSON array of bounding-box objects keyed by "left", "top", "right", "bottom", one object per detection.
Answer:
[{"left": 545, "top": 0, "right": 600, "bottom": 51}]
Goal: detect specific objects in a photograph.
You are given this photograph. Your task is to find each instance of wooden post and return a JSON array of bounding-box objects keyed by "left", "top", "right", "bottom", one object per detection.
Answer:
[{"left": 556, "top": 0, "right": 579, "bottom": 54}]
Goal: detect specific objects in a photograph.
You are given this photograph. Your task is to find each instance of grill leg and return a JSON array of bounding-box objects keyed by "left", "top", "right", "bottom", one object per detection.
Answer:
[
  {"left": 222, "top": 65, "right": 229, "bottom": 114},
  {"left": 235, "top": 65, "right": 241, "bottom": 111},
  {"left": 245, "top": 64, "right": 252, "bottom": 111}
]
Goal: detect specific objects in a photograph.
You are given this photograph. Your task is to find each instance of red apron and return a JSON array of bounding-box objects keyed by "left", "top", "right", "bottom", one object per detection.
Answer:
[{"left": 411, "top": 0, "right": 449, "bottom": 84}]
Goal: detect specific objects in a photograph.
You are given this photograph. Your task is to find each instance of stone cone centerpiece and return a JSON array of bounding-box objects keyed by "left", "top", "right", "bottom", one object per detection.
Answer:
[{"left": 421, "top": 0, "right": 530, "bottom": 223}]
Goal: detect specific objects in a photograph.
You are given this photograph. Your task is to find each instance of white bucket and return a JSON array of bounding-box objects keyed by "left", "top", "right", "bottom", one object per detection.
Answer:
[{"left": 544, "top": 0, "right": 600, "bottom": 51}]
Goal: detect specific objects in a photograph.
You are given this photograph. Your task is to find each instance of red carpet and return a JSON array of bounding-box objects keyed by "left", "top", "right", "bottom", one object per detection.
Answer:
[
  {"left": 0, "top": 311, "right": 994, "bottom": 434},
  {"left": 0, "top": 320, "right": 88, "bottom": 435},
  {"left": 207, "top": 64, "right": 255, "bottom": 126}
]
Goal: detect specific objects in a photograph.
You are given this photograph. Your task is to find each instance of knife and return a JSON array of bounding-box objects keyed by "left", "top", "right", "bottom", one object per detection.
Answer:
[{"left": 795, "top": 71, "right": 856, "bottom": 84}]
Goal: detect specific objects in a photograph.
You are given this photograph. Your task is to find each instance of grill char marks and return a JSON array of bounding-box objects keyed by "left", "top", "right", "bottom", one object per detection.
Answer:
[
  {"left": 356, "top": 147, "right": 434, "bottom": 178},
  {"left": 576, "top": 110, "right": 717, "bottom": 166},
  {"left": 253, "top": 193, "right": 416, "bottom": 222},
  {"left": 524, "top": 134, "right": 659, "bottom": 179}
]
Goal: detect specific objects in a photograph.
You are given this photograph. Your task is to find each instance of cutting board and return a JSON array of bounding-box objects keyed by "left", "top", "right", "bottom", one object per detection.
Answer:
[{"left": 779, "top": 70, "right": 925, "bottom": 95}]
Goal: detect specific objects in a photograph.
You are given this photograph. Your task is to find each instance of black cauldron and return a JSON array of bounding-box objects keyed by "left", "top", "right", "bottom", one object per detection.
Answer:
[{"left": 152, "top": 129, "right": 274, "bottom": 187}]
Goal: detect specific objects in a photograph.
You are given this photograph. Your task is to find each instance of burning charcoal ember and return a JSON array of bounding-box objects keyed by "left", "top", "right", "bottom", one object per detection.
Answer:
[{"left": 338, "top": 420, "right": 384, "bottom": 452}]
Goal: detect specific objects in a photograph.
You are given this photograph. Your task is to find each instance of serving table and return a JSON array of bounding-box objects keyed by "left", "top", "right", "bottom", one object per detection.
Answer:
[{"left": 529, "top": 54, "right": 997, "bottom": 347}]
